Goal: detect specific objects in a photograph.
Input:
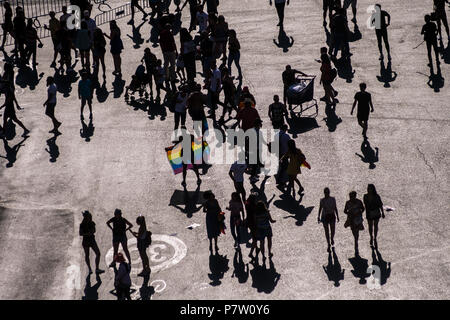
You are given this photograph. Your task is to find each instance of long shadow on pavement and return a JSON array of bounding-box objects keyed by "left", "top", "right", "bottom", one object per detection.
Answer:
[
  {"left": 355, "top": 137, "right": 379, "bottom": 169},
  {"left": 274, "top": 194, "right": 314, "bottom": 226},
  {"left": 249, "top": 258, "right": 280, "bottom": 294},
  {"left": 208, "top": 253, "right": 229, "bottom": 286},
  {"left": 348, "top": 254, "right": 369, "bottom": 285},
  {"left": 169, "top": 187, "right": 207, "bottom": 218},
  {"left": 232, "top": 249, "right": 249, "bottom": 284},
  {"left": 323, "top": 248, "right": 345, "bottom": 287},
  {"left": 371, "top": 247, "right": 391, "bottom": 286},
  {"left": 81, "top": 274, "right": 102, "bottom": 300}
]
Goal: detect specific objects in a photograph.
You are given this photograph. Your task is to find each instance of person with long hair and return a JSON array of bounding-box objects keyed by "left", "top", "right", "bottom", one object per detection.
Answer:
[
  {"left": 103, "top": 21, "right": 123, "bottom": 76},
  {"left": 203, "top": 191, "right": 222, "bottom": 254},
  {"left": 363, "top": 184, "right": 385, "bottom": 249},
  {"left": 344, "top": 191, "right": 365, "bottom": 255},
  {"left": 130, "top": 215, "right": 151, "bottom": 276},
  {"left": 107, "top": 209, "right": 133, "bottom": 267},
  {"left": 280, "top": 139, "right": 306, "bottom": 199},
  {"left": 318, "top": 187, "right": 339, "bottom": 252},
  {"left": 255, "top": 201, "right": 276, "bottom": 261},
  {"left": 79, "top": 211, "right": 104, "bottom": 275}
]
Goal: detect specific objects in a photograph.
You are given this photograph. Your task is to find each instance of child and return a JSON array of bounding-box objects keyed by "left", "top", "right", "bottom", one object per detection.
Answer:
[
  {"left": 176, "top": 54, "right": 186, "bottom": 84},
  {"left": 226, "top": 192, "right": 245, "bottom": 249}
]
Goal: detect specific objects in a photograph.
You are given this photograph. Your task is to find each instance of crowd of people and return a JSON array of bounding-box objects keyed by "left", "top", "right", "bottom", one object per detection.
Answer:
[{"left": 0, "top": 0, "right": 448, "bottom": 299}]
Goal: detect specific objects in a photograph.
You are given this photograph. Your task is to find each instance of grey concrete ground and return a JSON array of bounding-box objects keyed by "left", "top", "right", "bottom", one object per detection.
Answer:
[{"left": 0, "top": 0, "right": 449, "bottom": 300}]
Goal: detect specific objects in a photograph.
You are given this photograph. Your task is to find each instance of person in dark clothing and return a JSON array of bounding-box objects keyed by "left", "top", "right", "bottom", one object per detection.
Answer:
[
  {"left": 0, "top": 1, "right": 14, "bottom": 50},
  {"left": 363, "top": 184, "right": 385, "bottom": 249},
  {"left": 142, "top": 47, "right": 158, "bottom": 97},
  {"left": 330, "top": 8, "right": 351, "bottom": 59},
  {"left": 180, "top": 28, "right": 197, "bottom": 84},
  {"left": 268, "top": 95, "right": 288, "bottom": 129},
  {"left": 181, "top": 0, "right": 200, "bottom": 31},
  {"left": 344, "top": 191, "right": 364, "bottom": 256},
  {"left": 202, "top": 0, "right": 218, "bottom": 15},
  {"left": 351, "top": 83, "right": 374, "bottom": 138},
  {"left": 270, "top": 0, "right": 289, "bottom": 27},
  {"left": 128, "top": 0, "right": 148, "bottom": 25},
  {"left": 282, "top": 65, "right": 307, "bottom": 110},
  {"left": 0, "top": 87, "right": 29, "bottom": 137},
  {"left": 79, "top": 211, "right": 104, "bottom": 275},
  {"left": 421, "top": 14, "right": 440, "bottom": 71},
  {"left": 107, "top": 209, "right": 133, "bottom": 267},
  {"left": 374, "top": 4, "right": 391, "bottom": 61},
  {"left": 43, "top": 77, "right": 61, "bottom": 133},
  {"left": 13, "top": 7, "right": 27, "bottom": 63},
  {"left": 433, "top": 0, "right": 450, "bottom": 43},
  {"left": 245, "top": 193, "right": 259, "bottom": 259},
  {"left": 159, "top": 23, "right": 178, "bottom": 91}
]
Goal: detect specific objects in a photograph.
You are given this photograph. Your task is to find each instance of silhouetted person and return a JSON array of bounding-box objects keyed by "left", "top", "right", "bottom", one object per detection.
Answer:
[
  {"left": 46, "top": 133, "right": 60, "bottom": 162},
  {"left": 44, "top": 11, "right": 61, "bottom": 68},
  {"left": 363, "top": 184, "right": 385, "bottom": 249},
  {"left": 356, "top": 137, "right": 379, "bottom": 169},
  {"left": 282, "top": 65, "right": 306, "bottom": 110},
  {"left": 246, "top": 193, "right": 259, "bottom": 259},
  {"left": 227, "top": 192, "right": 245, "bottom": 249},
  {"left": 128, "top": 0, "right": 148, "bottom": 25},
  {"left": 229, "top": 154, "right": 248, "bottom": 202},
  {"left": 0, "top": 87, "right": 30, "bottom": 137},
  {"left": 374, "top": 4, "right": 391, "bottom": 60},
  {"left": 103, "top": 20, "right": 123, "bottom": 76},
  {"left": 280, "top": 139, "right": 306, "bottom": 199},
  {"left": 318, "top": 187, "right": 340, "bottom": 253},
  {"left": 273, "top": 26, "right": 294, "bottom": 53},
  {"left": 351, "top": 83, "right": 374, "bottom": 138},
  {"left": 227, "top": 29, "right": 242, "bottom": 80},
  {"left": 130, "top": 215, "right": 152, "bottom": 277},
  {"left": 0, "top": 136, "right": 28, "bottom": 167},
  {"left": 78, "top": 71, "right": 93, "bottom": 120},
  {"left": 0, "top": 2, "right": 14, "bottom": 50},
  {"left": 43, "top": 77, "right": 61, "bottom": 133},
  {"left": 255, "top": 201, "right": 276, "bottom": 262},
  {"left": 323, "top": 0, "right": 334, "bottom": 26},
  {"left": 79, "top": 211, "right": 104, "bottom": 275},
  {"left": 159, "top": 23, "right": 178, "bottom": 91},
  {"left": 268, "top": 95, "right": 288, "bottom": 129},
  {"left": 181, "top": 0, "right": 201, "bottom": 31},
  {"left": 344, "top": 191, "right": 364, "bottom": 255},
  {"left": 203, "top": 191, "right": 222, "bottom": 254},
  {"left": 421, "top": 14, "right": 440, "bottom": 71},
  {"left": 330, "top": 8, "right": 351, "bottom": 59},
  {"left": 107, "top": 209, "right": 133, "bottom": 267},
  {"left": 270, "top": 0, "right": 289, "bottom": 27},
  {"left": 433, "top": 0, "right": 450, "bottom": 43}
]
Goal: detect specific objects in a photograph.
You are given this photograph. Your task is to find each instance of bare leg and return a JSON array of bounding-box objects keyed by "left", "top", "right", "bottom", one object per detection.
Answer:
[
  {"left": 83, "top": 246, "right": 92, "bottom": 272},
  {"left": 121, "top": 241, "right": 132, "bottom": 264}
]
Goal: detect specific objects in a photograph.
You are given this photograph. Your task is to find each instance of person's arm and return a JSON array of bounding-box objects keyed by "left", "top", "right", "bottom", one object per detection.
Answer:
[
  {"left": 268, "top": 104, "right": 272, "bottom": 119},
  {"left": 14, "top": 96, "right": 22, "bottom": 110},
  {"left": 228, "top": 169, "right": 235, "bottom": 181},
  {"left": 351, "top": 98, "right": 357, "bottom": 115},
  {"left": 379, "top": 196, "right": 385, "bottom": 218},
  {"left": 334, "top": 200, "right": 339, "bottom": 222},
  {"left": 318, "top": 201, "right": 323, "bottom": 223},
  {"left": 369, "top": 95, "right": 374, "bottom": 112},
  {"left": 124, "top": 218, "right": 133, "bottom": 231},
  {"left": 268, "top": 212, "right": 276, "bottom": 223},
  {"left": 386, "top": 12, "right": 391, "bottom": 27},
  {"left": 103, "top": 32, "right": 110, "bottom": 39},
  {"left": 106, "top": 218, "right": 114, "bottom": 230},
  {"left": 294, "top": 69, "right": 308, "bottom": 77}
]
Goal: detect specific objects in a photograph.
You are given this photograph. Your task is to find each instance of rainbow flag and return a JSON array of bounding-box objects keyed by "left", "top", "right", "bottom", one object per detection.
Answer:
[{"left": 166, "top": 139, "right": 211, "bottom": 174}]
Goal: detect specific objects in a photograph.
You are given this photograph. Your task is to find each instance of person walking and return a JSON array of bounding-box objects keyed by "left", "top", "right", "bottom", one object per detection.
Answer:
[
  {"left": 433, "top": 0, "right": 450, "bottom": 44},
  {"left": 0, "top": 86, "right": 30, "bottom": 137},
  {"left": 24, "top": 18, "right": 43, "bottom": 69},
  {"left": 203, "top": 191, "right": 222, "bottom": 254},
  {"left": 330, "top": 8, "right": 351, "bottom": 59},
  {"left": 44, "top": 11, "right": 61, "bottom": 68},
  {"left": 227, "top": 192, "right": 245, "bottom": 249},
  {"left": 75, "top": 21, "right": 92, "bottom": 71},
  {"left": 280, "top": 139, "right": 306, "bottom": 199},
  {"left": 130, "top": 215, "right": 152, "bottom": 277},
  {"left": 43, "top": 77, "right": 61, "bottom": 133},
  {"left": 351, "top": 83, "right": 374, "bottom": 138},
  {"left": 229, "top": 154, "right": 248, "bottom": 202},
  {"left": 270, "top": 0, "right": 289, "bottom": 27},
  {"left": 0, "top": 1, "right": 14, "bottom": 50},
  {"left": 78, "top": 72, "right": 93, "bottom": 120},
  {"left": 268, "top": 95, "right": 288, "bottom": 129},
  {"left": 363, "top": 184, "right": 385, "bottom": 249},
  {"left": 92, "top": 28, "right": 107, "bottom": 79},
  {"left": 13, "top": 7, "right": 27, "bottom": 64},
  {"left": 421, "top": 14, "right": 440, "bottom": 71},
  {"left": 107, "top": 209, "right": 133, "bottom": 267},
  {"left": 202, "top": 0, "right": 218, "bottom": 15},
  {"left": 207, "top": 62, "right": 222, "bottom": 117},
  {"left": 79, "top": 210, "right": 104, "bottom": 275},
  {"left": 344, "top": 191, "right": 365, "bottom": 255},
  {"left": 219, "top": 68, "right": 237, "bottom": 122},
  {"left": 159, "top": 23, "right": 178, "bottom": 92},
  {"left": 104, "top": 21, "right": 123, "bottom": 76},
  {"left": 318, "top": 187, "right": 340, "bottom": 253},
  {"left": 282, "top": 65, "right": 306, "bottom": 110},
  {"left": 274, "top": 124, "right": 291, "bottom": 187},
  {"left": 227, "top": 29, "right": 242, "bottom": 80},
  {"left": 112, "top": 253, "right": 132, "bottom": 300},
  {"left": 245, "top": 193, "right": 259, "bottom": 259},
  {"left": 255, "top": 201, "right": 276, "bottom": 261},
  {"left": 320, "top": 54, "right": 338, "bottom": 106},
  {"left": 374, "top": 4, "right": 391, "bottom": 61},
  {"left": 128, "top": 0, "right": 149, "bottom": 25},
  {"left": 179, "top": 28, "right": 196, "bottom": 84},
  {"left": 181, "top": 0, "right": 201, "bottom": 32}
]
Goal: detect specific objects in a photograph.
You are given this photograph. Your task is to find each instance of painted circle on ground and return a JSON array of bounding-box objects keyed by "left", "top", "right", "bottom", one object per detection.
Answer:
[{"left": 105, "top": 234, "right": 187, "bottom": 276}]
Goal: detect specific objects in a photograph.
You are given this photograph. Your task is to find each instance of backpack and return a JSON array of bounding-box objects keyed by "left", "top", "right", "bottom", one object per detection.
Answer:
[{"left": 145, "top": 230, "right": 152, "bottom": 247}]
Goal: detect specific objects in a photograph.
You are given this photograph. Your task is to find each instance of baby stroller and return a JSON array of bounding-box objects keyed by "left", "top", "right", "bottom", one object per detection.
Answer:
[
  {"left": 125, "top": 64, "right": 150, "bottom": 104},
  {"left": 287, "top": 74, "right": 318, "bottom": 117}
]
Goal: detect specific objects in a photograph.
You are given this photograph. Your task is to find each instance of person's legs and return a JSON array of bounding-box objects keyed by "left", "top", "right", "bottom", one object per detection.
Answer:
[
  {"left": 260, "top": 238, "right": 265, "bottom": 258},
  {"left": 267, "top": 236, "right": 273, "bottom": 256},
  {"left": 294, "top": 177, "right": 303, "bottom": 193},
  {"left": 92, "top": 243, "right": 101, "bottom": 270},
  {"left": 376, "top": 30, "right": 383, "bottom": 56},
  {"left": 426, "top": 41, "right": 433, "bottom": 67},
  {"left": 181, "top": 112, "right": 186, "bottom": 127},
  {"left": 288, "top": 175, "right": 295, "bottom": 196},
  {"left": 352, "top": 228, "right": 359, "bottom": 254},
  {"left": 80, "top": 98, "right": 86, "bottom": 117},
  {"left": 83, "top": 246, "right": 91, "bottom": 271},
  {"left": 323, "top": 223, "right": 331, "bottom": 248},
  {"left": 121, "top": 240, "right": 132, "bottom": 264},
  {"left": 275, "top": 2, "right": 285, "bottom": 26},
  {"left": 382, "top": 29, "right": 390, "bottom": 57},
  {"left": 87, "top": 98, "right": 93, "bottom": 117},
  {"left": 214, "top": 236, "right": 218, "bottom": 251},
  {"left": 174, "top": 111, "right": 181, "bottom": 129},
  {"left": 230, "top": 216, "right": 238, "bottom": 244},
  {"left": 234, "top": 51, "right": 242, "bottom": 78},
  {"left": 330, "top": 220, "right": 336, "bottom": 245},
  {"left": 368, "top": 219, "right": 374, "bottom": 245},
  {"left": 432, "top": 41, "right": 440, "bottom": 65},
  {"left": 373, "top": 218, "right": 379, "bottom": 246},
  {"left": 11, "top": 114, "right": 28, "bottom": 132}
]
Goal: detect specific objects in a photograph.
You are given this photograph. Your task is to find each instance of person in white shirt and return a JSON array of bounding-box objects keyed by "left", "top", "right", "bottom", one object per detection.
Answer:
[
  {"left": 43, "top": 76, "right": 61, "bottom": 133},
  {"left": 229, "top": 154, "right": 248, "bottom": 201},
  {"left": 318, "top": 187, "right": 340, "bottom": 252},
  {"left": 270, "top": 0, "right": 290, "bottom": 27}
]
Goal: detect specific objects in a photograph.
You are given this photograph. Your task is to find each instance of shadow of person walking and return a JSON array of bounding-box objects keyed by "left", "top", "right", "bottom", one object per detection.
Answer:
[
  {"left": 274, "top": 194, "right": 314, "bottom": 226},
  {"left": 249, "top": 258, "right": 280, "bottom": 294},
  {"left": 232, "top": 249, "right": 249, "bottom": 284},
  {"left": 46, "top": 131, "right": 61, "bottom": 163},
  {"left": 348, "top": 254, "right": 369, "bottom": 285},
  {"left": 323, "top": 248, "right": 345, "bottom": 287},
  {"left": 0, "top": 135, "right": 29, "bottom": 168},
  {"left": 371, "top": 247, "right": 391, "bottom": 286},
  {"left": 80, "top": 118, "right": 95, "bottom": 142},
  {"left": 273, "top": 26, "right": 294, "bottom": 53},
  {"left": 376, "top": 60, "right": 397, "bottom": 88},
  {"left": 355, "top": 137, "right": 379, "bottom": 169},
  {"left": 208, "top": 253, "right": 230, "bottom": 286},
  {"left": 323, "top": 103, "right": 342, "bottom": 132}
]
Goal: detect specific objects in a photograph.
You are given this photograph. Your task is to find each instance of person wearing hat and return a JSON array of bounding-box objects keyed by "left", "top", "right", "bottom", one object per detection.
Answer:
[
  {"left": 79, "top": 211, "right": 104, "bottom": 275},
  {"left": 112, "top": 253, "right": 132, "bottom": 300},
  {"left": 107, "top": 209, "right": 133, "bottom": 267}
]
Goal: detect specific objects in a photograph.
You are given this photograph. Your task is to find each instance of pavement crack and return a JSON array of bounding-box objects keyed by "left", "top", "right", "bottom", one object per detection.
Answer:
[{"left": 416, "top": 146, "right": 437, "bottom": 180}]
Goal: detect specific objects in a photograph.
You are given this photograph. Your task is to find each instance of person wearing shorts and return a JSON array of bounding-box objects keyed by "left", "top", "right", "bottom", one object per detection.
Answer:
[
  {"left": 318, "top": 187, "right": 340, "bottom": 253},
  {"left": 351, "top": 83, "right": 373, "bottom": 138},
  {"left": 43, "top": 77, "right": 61, "bottom": 133},
  {"left": 79, "top": 210, "right": 104, "bottom": 274},
  {"left": 107, "top": 209, "right": 133, "bottom": 267},
  {"left": 229, "top": 158, "right": 247, "bottom": 201},
  {"left": 78, "top": 71, "right": 93, "bottom": 120}
]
